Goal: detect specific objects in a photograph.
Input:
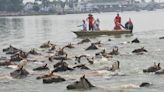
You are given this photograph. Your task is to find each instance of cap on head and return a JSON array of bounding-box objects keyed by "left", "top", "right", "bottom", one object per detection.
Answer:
[{"left": 88, "top": 14, "right": 93, "bottom": 16}]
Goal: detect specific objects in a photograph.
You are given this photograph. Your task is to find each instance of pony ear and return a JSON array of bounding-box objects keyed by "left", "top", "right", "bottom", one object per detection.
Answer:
[
  {"left": 51, "top": 70, "right": 54, "bottom": 74},
  {"left": 20, "top": 66, "right": 23, "bottom": 70},
  {"left": 80, "top": 75, "right": 85, "bottom": 80},
  {"left": 47, "top": 41, "right": 50, "bottom": 44},
  {"left": 82, "top": 75, "right": 85, "bottom": 78},
  {"left": 158, "top": 63, "right": 160, "bottom": 67},
  {"left": 65, "top": 53, "right": 68, "bottom": 57},
  {"left": 117, "top": 61, "right": 120, "bottom": 67}
]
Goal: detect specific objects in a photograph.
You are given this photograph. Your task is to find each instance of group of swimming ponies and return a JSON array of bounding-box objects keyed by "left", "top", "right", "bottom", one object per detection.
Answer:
[{"left": 0, "top": 36, "right": 164, "bottom": 90}]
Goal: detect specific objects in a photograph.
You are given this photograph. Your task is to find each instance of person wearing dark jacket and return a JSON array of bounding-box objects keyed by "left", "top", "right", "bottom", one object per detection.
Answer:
[{"left": 125, "top": 18, "right": 133, "bottom": 32}]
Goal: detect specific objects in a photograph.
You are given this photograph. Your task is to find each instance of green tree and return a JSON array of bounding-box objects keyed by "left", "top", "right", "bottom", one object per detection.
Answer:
[
  {"left": 33, "top": 2, "right": 40, "bottom": 12},
  {"left": 36, "top": 0, "right": 50, "bottom": 7},
  {"left": 0, "top": 0, "right": 23, "bottom": 12}
]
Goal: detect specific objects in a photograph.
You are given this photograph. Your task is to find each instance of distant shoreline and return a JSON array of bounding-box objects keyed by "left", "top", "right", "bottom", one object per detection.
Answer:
[
  {"left": 0, "top": 12, "right": 98, "bottom": 17},
  {"left": 0, "top": 9, "right": 163, "bottom": 17},
  {"left": 0, "top": 11, "right": 61, "bottom": 17}
]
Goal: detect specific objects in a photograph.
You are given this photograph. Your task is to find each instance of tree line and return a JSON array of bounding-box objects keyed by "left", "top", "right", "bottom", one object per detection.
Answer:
[
  {"left": 0, "top": 0, "right": 23, "bottom": 12},
  {"left": 0, "top": 0, "right": 77, "bottom": 12}
]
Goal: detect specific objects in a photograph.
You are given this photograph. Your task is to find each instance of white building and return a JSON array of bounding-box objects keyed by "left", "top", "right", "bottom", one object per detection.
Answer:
[
  {"left": 75, "top": 0, "right": 130, "bottom": 12},
  {"left": 24, "top": 2, "right": 34, "bottom": 11},
  {"left": 40, "top": 3, "right": 56, "bottom": 12}
]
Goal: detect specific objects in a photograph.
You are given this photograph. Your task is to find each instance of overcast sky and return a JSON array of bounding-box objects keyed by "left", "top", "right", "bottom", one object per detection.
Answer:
[{"left": 23, "top": 0, "right": 164, "bottom": 3}]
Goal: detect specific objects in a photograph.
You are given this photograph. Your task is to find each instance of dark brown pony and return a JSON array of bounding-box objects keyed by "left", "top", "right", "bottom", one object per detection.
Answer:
[{"left": 143, "top": 62, "right": 161, "bottom": 73}]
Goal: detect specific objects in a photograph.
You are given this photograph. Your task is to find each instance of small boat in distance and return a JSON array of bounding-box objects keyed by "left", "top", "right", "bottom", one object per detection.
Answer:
[{"left": 73, "top": 30, "right": 132, "bottom": 37}]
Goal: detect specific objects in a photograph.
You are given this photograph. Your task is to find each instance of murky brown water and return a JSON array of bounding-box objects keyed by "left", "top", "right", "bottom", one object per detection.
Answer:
[{"left": 0, "top": 9, "right": 164, "bottom": 92}]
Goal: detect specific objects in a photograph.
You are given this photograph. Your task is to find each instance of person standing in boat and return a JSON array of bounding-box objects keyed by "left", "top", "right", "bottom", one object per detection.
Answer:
[
  {"left": 125, "top": 18, "right": 133, "bottom": 32},
  {"left": 87, "top": 14, "right": 94, "bottom": 31},
  {"left": 114, "top": 13, "right": 122, "bottom": 30},
  {"left": 82, "top": 20, "right": 87, "bottom": 31},
  {"left": 94, "top": 18, "right": 100, "bottom": 31},
  {"left": 78, "top": 20, "right": 87, "bottom": 31}
]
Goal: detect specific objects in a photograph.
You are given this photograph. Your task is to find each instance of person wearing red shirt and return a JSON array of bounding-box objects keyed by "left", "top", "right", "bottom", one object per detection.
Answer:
[
  {"left": 87, "top": 14, "right": 94, "bottom": 31},
  {"left": 114, "top": 13, "right": 121, "bottom": 30}
]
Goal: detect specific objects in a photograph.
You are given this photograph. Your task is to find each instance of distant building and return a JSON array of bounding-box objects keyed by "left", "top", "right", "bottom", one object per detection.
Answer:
[
  {"left": 74, "top": 0, "right": 87, "bottom": 12},
  {"left": 23, "top": 1, "right": 62, "bottom": 14},
  {"left": 24, "top": 2, "right": 34, "bottom": 11},
  {"left": 136, "top": 1, "right": 148, "bottom": 9},
  {"left": 75, "top": 0, "right": 137, "bottom": 12},
  {"left": 40, "top": 2, "right": 56, "bottom": 12},
  {"left": 136, "top": 0, "right": 158, "bottom": 10},
  {"left": 22, "top": 0, "right": 162, "bottom": 15},
  {"left": 54, "top": 2, "right": 64, "bottom": 13},
  {"left": 64, "top": 3, "right": 73, "bottom": 12}
]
